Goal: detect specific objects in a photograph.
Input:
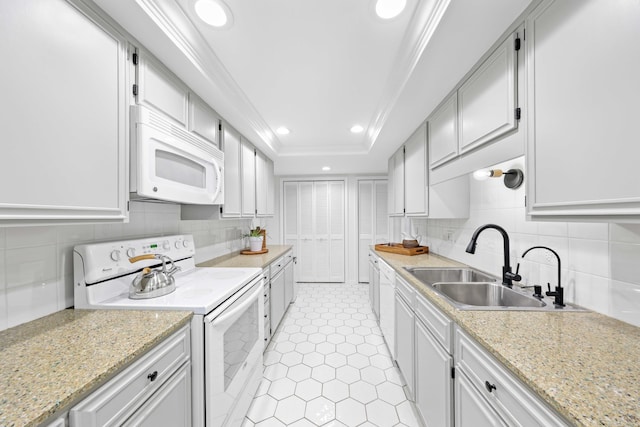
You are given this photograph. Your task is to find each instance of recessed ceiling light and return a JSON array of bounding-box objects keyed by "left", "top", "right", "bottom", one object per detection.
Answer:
[
  {"left": 322, "top": 166, "right": 331, "bottom": 171},
  {"left": 276, "top": 127, "right": 290, "bottom": 135},
  {"left": 194, "top": 0, "right": 233, "bottom": 28},
  {"left": 374, "top": 0, "right": 407, "bottom": 19},
  {"left": 350, "top": 125, "right": 364, "bottom": 134}
]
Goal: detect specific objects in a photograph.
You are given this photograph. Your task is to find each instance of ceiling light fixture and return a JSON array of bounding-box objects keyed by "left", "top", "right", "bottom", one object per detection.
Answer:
[
  {"left": 322, "top": 166, "right": 331, "bottom": 171},
  {"left": 350, "top": 125, "right": 364, "bottom": 134},
  {"left": 473, "top": 168, "right": 524, "bottom": 189},
  {"left": 374, "top": 0, "right": 407, "bottom": 19},
  {"left": 194, "top": 0, "right": 233, "bottom": 28},
  {"left": 276, "top": 127, "right": 290, "bottom": 135}
]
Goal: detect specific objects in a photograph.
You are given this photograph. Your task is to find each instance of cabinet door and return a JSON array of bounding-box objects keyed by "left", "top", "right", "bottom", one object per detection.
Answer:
[
  {"left": 136, "top": 52, "right": 189, "bottom": 127},
  {"left": 122, "top": 363, "right": 191, "bottom": 427},
  {"left": 394, "top": 293, "right": 415, "bottom": 396},
  {"left": 189, "top": 95, "right": 220, "bottom": 147},
  {"left": 458, "top": 33, "right": 518, "bottom": 155},
  {"left": 270, "top": 270, "right": 286, "bottom": 331},
  {"left": 256, "top": 151, "right": 275, "bottom": 217},
  {"left": 428, "top": 94, "right": 458, "bottom": 169},
  {"left": 527, "top": 0, "right": 640, "bottom": 218},
  {"left": 221, "top": 125, "right": 242, "bottom": 217},
  {"left": 455, "top": 371, "right": 508, "bottom": 427},
  {"left": 284, "top": 259, "right": 294, "bottom": 306},
  {"left": 404, "top": 123, "right": 428, "bottom": 216},
  {"left": 415, "top": 320, "right": 453, "bottom": 427},
  {"left": 0, "top": 0, "right": 128, "bottom": 224},
  {"left": 241, "top": 138, "right": 256, "bottom": 217}
]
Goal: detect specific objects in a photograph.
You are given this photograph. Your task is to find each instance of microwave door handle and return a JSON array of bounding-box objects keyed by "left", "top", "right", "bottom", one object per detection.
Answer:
[
  {"left": 212, "top": 158, "right": 222, "bottom": 201},
  {"left": 206, "top": 281, "right": 261, "bottom": 325}
]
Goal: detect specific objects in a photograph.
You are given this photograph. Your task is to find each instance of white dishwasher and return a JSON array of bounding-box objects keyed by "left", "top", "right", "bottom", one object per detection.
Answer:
[{"left": 379, "top": 259, "right": 396, "bottom": 358}]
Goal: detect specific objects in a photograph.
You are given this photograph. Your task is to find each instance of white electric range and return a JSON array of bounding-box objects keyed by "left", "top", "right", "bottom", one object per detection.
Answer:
[{"left": 74, "top": 234, "right": 264, "bottom": 427}]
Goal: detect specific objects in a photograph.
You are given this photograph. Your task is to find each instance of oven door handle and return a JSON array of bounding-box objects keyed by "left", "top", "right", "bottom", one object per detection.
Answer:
[{"left": 206, "top": 280, "right": 262, "bottom": 325}]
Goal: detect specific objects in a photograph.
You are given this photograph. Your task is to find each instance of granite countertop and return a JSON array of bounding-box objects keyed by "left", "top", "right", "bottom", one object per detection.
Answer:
[
  {"left": 0, "top": 309, "right": 192, "bottom": 427},
  {"left": 197, "top": 245, "right": 293, "bottom": 269},
  {"left": 375, "top": 250, "right": 640, "bottom": 427}
]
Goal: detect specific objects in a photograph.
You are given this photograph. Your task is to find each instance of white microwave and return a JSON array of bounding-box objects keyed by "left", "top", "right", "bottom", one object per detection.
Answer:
[{"left": 130, "top": 106, "right": 224, "bottom": 205}]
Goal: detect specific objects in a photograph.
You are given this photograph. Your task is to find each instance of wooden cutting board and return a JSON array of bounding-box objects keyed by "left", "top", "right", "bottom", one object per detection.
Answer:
[{"left": 375, "top": 243, "right": 429, "bottom": 256}]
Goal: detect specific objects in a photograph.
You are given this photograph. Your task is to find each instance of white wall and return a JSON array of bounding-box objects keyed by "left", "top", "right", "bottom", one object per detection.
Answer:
[
  {"left": 410, "top": 158, "right": 640, "bottom": 327},
  {"left": 0, "top": 201, "right": 253, "bottom": 331}
]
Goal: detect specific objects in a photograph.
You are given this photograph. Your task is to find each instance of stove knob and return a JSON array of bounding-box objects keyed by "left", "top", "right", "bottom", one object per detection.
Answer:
[
  {"left": 162, "top": 241, "right": 170, "bottom": 251},
  {"left": 126, "top": 248, "right": 136, "bottom": 258},
  {"left": 110, "top": 250, "right": 121, "bottom": 262},
  {"left": 175, "top": 241, "right": 182, "bottom": 249},
  {"left": 183, "top": 240, "right": 190, "bottom": 248}
]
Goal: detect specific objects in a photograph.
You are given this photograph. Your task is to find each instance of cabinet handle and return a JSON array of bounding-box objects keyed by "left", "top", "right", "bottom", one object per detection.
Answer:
[
  {"left": 147, "top": 371, "right": 158, "bottom": 382},
  {"left": 485, "top": 380, "right": 496, "bottom": 393},
  {"left": 264, "top": 314, "right": 268, "bottom": 318}
]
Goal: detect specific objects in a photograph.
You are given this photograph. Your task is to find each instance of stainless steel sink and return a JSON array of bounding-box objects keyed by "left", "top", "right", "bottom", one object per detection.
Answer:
[
  {"left": 404, "top": 267, "right": 497, "bottom": 285},
  {"left": 404, "top": 266, "right": 586, "bottom": 311},
  {"left": 432, "top": 282, "right": 545, "bottom": 308}
]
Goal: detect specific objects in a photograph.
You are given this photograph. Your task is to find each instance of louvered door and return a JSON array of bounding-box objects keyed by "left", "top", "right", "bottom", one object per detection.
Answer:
[{"left": 358, "top": 180, "right": 388, "bottom": 282}]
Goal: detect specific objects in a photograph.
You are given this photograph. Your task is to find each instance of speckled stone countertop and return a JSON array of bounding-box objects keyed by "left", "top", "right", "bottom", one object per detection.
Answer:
[
  {"left": 0, "top": 309, "right": 192, "bottom": 427},
  {"left": 375, "top": 249, "right": 640, "bottom": 426},
  {"left": 197, "top": 245, "right": 292, "bottom": 269}
]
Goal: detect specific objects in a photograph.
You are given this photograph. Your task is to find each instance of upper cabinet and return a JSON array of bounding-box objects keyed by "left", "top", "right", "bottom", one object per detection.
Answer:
[
  {"left": 428, "top": 30, "right": 524, "bottom": 185},
  {"left": 388, "top": 124, "right": 469, "bottom": 219},
  {"left": 189, "top": 95, "right": 222, "bottom": 149},
  {"left": 241, "top": 138, "right": 257, "bottom": 217},
  {"left": 220, "top": 125, "right": 242, "bottom": 217},
  {"left": 526, "top": 0, "right": 640, "bottom": 220},
  {"left": 256, "top": 150, "right": 275, "bottom": 217},
  {"left": 458, "top": 34, "right": 518, "bottom": 155},
  {"left": 0, "top": 0, "right": 129, "bottom": 225}
]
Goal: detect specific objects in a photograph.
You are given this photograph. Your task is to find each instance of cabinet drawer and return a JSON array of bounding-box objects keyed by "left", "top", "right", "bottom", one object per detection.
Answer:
[
  {"left": 455, "top": 327, "right": 569, "bottom": 427},
  {"left": 270, "top": 256, "right": 285, "bottom": 278},
  {"left": 284, "top": 250, "right": 294, "bottom": 264},
  {"left": 415, "top": 293, "right": 452, "bottom": 354},
  {"left": 70, "top": 325, "right": 190, "bottom": 427},
  {"left": 395, "top": 275, "right": 415, "bottom": 305}
]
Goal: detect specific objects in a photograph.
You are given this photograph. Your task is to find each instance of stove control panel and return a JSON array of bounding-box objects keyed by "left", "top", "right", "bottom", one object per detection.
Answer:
[{"left": 74, "top": 234, "right": 196, "bottom": 284}]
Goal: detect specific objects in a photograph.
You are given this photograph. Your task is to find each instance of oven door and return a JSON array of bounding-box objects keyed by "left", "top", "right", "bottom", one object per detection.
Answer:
[{"left": 204, "top": 277, "right": 264, "bottom": 427}]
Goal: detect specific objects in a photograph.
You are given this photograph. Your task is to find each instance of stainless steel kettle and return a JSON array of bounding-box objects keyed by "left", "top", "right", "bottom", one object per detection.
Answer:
[{"left": 129, "top": 254, "right": 180, "bottom": 299}]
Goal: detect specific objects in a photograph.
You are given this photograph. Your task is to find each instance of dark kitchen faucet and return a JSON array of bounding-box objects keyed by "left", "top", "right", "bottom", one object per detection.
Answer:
[
  {"left": 465, "top": 224, "right": 521, "bottom": 287},
  {"left": 517, "top": 246, "right": 565, "bottom": 307}
]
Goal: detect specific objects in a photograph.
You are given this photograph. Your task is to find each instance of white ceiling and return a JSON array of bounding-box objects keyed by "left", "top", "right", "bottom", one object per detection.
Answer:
[{"left": 93, "top": 0, "right": 532, "bottom": 176}]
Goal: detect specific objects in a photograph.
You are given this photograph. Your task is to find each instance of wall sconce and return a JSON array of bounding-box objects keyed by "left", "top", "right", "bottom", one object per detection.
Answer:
[{"left": 473, "top": 168, "right": 524, "bottom": 189}]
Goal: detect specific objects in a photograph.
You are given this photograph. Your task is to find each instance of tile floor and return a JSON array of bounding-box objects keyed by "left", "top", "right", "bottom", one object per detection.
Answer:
[{"left": 243, "top": 283, "right": 423, "bottom": 427}]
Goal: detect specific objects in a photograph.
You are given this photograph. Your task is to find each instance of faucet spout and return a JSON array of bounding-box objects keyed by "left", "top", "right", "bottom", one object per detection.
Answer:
[
  {"left": 466, "top": 224, "right": 520, "bottom": 287},
  {"left": 520, "top": 246, "right": 565, "bottom": 306}
]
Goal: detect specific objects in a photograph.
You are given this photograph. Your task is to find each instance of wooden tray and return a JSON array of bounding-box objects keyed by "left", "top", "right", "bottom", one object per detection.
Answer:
[
  {"left": 375, "top": 243, "right": 429, "bottom": 256},
  {"left": 241, "top": 248, "right": 269, "bottom": 255}
]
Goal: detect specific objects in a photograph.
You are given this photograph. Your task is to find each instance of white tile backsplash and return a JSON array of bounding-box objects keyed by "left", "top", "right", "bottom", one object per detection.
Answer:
[
  {"left": 0, "top": 202, "right": 253, "bottom": 331},
  {"left": 426, "top": 158, "right": 640, "bottom": 327}
]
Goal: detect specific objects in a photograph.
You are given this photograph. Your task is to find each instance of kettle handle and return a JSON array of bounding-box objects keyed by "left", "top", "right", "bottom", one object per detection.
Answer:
[{"left": 129, "top": 254, "right": 156, "bottom": 263}]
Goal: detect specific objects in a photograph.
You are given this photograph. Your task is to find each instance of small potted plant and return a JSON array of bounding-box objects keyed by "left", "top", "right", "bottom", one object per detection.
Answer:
[{"left": 245, "top": 227, "right": 264, "bottom": 252}]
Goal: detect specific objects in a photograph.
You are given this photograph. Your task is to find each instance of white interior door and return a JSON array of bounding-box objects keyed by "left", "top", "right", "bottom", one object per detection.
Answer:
[{"left": 283, "top": 180, "right": 345, "bottom": 283}]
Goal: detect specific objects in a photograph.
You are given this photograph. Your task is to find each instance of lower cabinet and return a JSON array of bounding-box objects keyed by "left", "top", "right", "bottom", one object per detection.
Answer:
[
  {"left": 270, "top": 268, "right": 286, "bottom": 333},
  {"left": 368, "top": 251, "right": 380, "bottom": 320},
  {"left": 265, "top": 249, "right": 295, "bottom": 347},
  {"left": 389, "top": 273, "right": 570, "bottom": 427},
  {"left": 69, "top": 325, "right": 191, "bottom": 427}
]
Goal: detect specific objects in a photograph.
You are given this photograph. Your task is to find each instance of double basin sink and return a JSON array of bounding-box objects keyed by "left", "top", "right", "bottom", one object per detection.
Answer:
[{"left": 404, "top": 267, "right": 584, "bottom": 311}]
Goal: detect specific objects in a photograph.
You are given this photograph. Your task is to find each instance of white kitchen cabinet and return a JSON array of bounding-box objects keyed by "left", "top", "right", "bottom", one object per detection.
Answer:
[
  {"left": 388, "top": 148, "right": 405, "bottom": 216},
  {"left": 415, "top": 319, "right": 453, "bottom": 427},
  {"left": 404, "top": 124, "right": 428, "bottom": 216},
  {"left": 189, "top": 94, "right": 221, "bottom": 148},
  {"left": 394, "top": 276, "right": 415, "bottom": 397},
  {"left": 241, "top": 138, "right": 257, "bottom": 217},
  {"left": 136, "top": 50, "right": 189, "bottom": 127},
  {"left": 455, "top": 370, "right": 508, "bottom": 427},
  {"left": 368, "top": 251, "right": 380, "bottom": 320},
  {"left": 220, "top": 125, "right": 242, "bottom": 217},
  {"left": 0, "top": 0, "right": 129, "bottom": 225},
  {"left": 270, "top": 268, "right": 286, "bottom": 332},
  {"left": 284, "top": 252, "right": 295, "bottom": 305},
  {"left": 458, "top": 33, "right": 518, "bottom": 155},
  {"left": 358, "top": 180, "right": 388, "bottom": 283},
  {"left": 428, "top": 94, "right": 458, "bottom": 169},
  {"left": 70, "top": 325, "right": 191, "bottom": 427},
  {"left": 378, "top": 260, "right": 395, "bottom": 358},
  {"left": 526, "top": 0, "right": 640, "bottom": 220},
  {"left": 256, "top": 150, "right": 275, "bottom": 217},
  {"left": 455, "top": 326, "right": 570, "bottom": 426}
]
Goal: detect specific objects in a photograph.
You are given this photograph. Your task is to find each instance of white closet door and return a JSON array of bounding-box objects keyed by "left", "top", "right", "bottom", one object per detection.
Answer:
[
  {"left": 329, "top": 181, "right": 345, "bottom": 282},
  {"left": 374, "top": 181, "right": 389, "bottom": 242},
  {"left": 283, "top": 180, "right": 345, "bottom": 283}
]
